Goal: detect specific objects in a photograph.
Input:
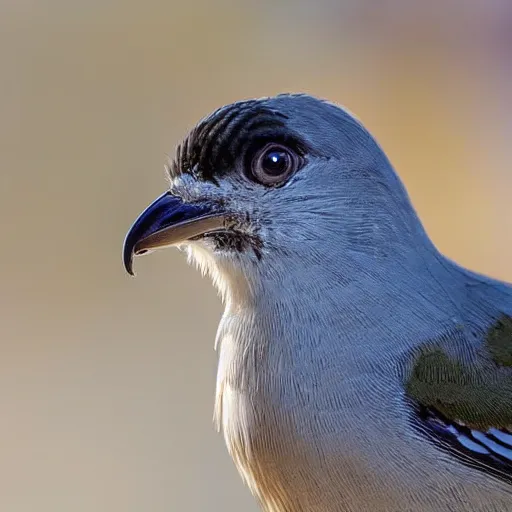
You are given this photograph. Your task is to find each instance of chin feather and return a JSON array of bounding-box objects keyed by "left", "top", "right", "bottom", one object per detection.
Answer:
[{"left": 183, "top": 243, "right": 230, "bottom": 303}]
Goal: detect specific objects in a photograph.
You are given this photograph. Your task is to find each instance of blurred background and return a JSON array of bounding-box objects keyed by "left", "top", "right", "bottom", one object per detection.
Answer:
[{"left": 1, "top": 1, "right": 511, "bottom": 510}]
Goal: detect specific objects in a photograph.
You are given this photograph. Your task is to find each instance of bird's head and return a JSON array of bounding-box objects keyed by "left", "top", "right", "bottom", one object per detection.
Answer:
[{"left": 123, "top": 94, "right": 428, "bottom": 301}]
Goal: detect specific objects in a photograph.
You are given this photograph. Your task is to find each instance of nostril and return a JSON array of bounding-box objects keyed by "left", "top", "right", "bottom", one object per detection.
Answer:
[{"left": 162, "top": 203, "right": 208, "bottom": 225}]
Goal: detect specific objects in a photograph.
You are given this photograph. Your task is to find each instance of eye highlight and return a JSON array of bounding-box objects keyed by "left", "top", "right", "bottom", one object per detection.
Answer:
[{"left": 249, "top": 143, "right": 299, "bottom": 186}]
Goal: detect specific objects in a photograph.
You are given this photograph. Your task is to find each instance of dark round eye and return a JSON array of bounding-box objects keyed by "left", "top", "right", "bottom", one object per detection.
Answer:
[{"left": 250, "top": 143, "right": 299, "bottom": 186}]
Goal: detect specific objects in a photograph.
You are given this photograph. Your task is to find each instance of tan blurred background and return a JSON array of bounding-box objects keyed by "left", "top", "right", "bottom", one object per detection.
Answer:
[{"left": 1, "top": 1, "right": 511, "bottom": 510}]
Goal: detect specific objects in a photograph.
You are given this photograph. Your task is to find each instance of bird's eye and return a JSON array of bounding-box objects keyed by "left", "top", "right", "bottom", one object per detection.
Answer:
[{"left": 250, "top": 143, "right": 299, "bottom": 186}]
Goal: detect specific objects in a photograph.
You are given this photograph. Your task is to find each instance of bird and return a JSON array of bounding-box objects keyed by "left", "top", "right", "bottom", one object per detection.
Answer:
[{"left": 123, "top": 93, "right": 512, "bottom": 511}]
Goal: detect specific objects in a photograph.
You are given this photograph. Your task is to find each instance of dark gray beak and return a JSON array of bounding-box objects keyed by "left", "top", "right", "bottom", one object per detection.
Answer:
[{"left": 123, "top": 192, "right": 227, "bottom": 276}]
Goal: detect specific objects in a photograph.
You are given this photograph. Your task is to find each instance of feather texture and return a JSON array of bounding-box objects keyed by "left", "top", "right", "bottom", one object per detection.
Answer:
[{"left": 128, "top": 93, "right": 512, "bottom": 511}]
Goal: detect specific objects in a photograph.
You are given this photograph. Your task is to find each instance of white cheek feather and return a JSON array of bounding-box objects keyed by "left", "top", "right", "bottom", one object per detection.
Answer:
[
  {"left": 184, "top": 243, "right": 231, "bottom": 305},
  {"left": 185, "top": 241, "right": 257, "bottom": 308}
]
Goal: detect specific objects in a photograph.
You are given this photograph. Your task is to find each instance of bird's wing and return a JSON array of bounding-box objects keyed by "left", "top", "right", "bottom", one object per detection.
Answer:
[{"left": 405, "top": 315, "right": 512, "bottom": 484}]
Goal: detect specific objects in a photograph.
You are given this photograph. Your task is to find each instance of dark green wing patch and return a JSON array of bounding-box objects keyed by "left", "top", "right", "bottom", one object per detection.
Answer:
[
  {"left": 406, "top": 316, "right": 512, "bottom": 430},
  {"left": 486, "top": 315, "right": 512, "bottom": 367}
]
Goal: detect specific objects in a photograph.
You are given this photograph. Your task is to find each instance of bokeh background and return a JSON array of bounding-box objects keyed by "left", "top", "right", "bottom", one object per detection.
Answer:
[{"left": 1, "top": 1, "right": 511, "bottom": 510}]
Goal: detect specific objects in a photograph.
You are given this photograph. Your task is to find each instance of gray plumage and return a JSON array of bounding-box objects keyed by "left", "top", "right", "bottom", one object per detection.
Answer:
[{"left": 123, "top": 93, "right": 512, "bottom": 511}]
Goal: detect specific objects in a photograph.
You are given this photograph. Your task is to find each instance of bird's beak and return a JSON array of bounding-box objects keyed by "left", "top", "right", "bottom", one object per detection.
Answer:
[{"left": 123, "top": 192, "right": 227, "bottom": 276}]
